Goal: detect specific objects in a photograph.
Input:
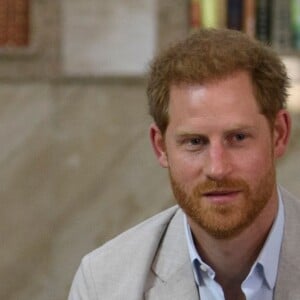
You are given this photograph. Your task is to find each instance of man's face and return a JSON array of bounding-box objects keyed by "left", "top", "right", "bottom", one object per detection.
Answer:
[{"left": 150, "top": 71, "right": 290, "bottom": 239}]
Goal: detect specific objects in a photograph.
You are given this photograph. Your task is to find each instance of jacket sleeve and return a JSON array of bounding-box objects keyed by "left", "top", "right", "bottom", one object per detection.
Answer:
[{"left": 68, "top": 256, "right": 97, "bottom": 300}]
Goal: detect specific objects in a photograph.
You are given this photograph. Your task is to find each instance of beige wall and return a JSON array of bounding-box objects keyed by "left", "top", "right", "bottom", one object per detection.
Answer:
[{"left": 0, "top": 1, "right": 300, "bottom": 300}]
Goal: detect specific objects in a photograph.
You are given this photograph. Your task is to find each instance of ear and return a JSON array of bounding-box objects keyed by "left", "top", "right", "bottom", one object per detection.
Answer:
[
  {"left": 149, "top": 123, "right": 169, "bottom": 168},
  {"left": 273, "top": 109, "right": 291, "bottom": 159}
]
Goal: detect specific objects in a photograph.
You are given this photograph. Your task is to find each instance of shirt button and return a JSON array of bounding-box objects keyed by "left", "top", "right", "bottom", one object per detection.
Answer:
[
  {"left": 208, "top": 270, "right": 214, "bottom": 278},
  {"left": 200, "top": 264, "right": 208, "bottom": 272}
]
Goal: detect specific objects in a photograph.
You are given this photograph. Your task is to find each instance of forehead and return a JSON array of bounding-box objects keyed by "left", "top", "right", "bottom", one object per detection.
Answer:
[{"left": 168, "top": 72, "right": 265, "bottom": 131}]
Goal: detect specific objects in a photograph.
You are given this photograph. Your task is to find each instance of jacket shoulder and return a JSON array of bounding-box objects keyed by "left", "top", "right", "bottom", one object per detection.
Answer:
[
  {"left": 68, "top": 206, "right": 180, "bottom": 300},
  {"left": 280, "top": 186, "right": 300, "bottom": 220},
  {"left": 274, "top": 187, "right": 300, "bottom": 298},
  {"left": 89, "top": 205, "right": 179, "bottom": 259}
]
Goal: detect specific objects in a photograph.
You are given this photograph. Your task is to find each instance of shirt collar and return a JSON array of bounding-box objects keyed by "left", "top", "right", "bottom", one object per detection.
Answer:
[
  {"left": 184, "top": 214, "right": 216, "bottom": 284},
  {"left": 254, "top": 187, "right": 284, "bottom": 289},
  {"left": 184, "top": 187, "right": 285, "bottom": 288}
]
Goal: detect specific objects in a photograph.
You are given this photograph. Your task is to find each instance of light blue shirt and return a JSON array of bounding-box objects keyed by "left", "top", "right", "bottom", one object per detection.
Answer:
[{"left": 184, "top": 189, "right": 284, "bottom": 300}]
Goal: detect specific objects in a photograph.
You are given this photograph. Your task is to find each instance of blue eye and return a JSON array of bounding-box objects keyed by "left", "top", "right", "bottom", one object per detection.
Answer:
[
  {"left": 234, "top": 133, "right": 246, "bottom": 141},
  {"left": 190, "top": 138, "right": 202, "bottom": 145},
  {"left": 228, "top": 132, "right": 251, "bottom": 146},
  {"left": 189, "top": 137, "right": 208, "bottom": 146}
]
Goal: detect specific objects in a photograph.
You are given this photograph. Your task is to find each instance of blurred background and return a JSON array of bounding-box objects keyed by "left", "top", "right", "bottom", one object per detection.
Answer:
[{"left": 1, "top": 1, "right": 300, "bottom": 299}]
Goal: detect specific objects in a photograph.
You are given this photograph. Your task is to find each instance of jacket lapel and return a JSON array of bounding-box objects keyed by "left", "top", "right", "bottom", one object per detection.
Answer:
[
  {"left": 145, "top": 262, "right": 199, "bottom": 300},
  {"left": 145, "top": 209, "right": 199, "bottom": 300}
]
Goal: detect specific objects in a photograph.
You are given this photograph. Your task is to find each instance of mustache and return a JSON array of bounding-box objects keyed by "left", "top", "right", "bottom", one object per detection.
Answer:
[{"left": 192, "top": 178, "right": 249, "bottom": 198}]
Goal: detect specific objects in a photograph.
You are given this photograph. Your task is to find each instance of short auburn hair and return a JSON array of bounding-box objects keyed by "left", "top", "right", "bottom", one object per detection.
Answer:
[{"left": 147, "top": 28, "right": 289, "bottom": 134}]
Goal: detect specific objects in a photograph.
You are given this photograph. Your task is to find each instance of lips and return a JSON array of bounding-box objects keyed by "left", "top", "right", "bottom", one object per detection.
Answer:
[
  {"left": 202, "top": 189, "right": 242, "bottom": 203},
  {"left": 203, "top": 190, "right": 240, "bottom": 196}
]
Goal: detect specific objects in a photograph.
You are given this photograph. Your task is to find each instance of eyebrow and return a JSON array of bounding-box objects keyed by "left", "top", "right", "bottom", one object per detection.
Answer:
[
  {"left": 223, "top": 125, "right": 257, "bottom": 133},
  {"left": 176, "top": 125, "right": 256, "bottom": 134}
]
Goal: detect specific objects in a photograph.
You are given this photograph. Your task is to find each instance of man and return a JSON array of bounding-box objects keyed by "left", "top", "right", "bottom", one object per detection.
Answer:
[{"left": 69, "top": 28, "right": 300, "bottom": 300}]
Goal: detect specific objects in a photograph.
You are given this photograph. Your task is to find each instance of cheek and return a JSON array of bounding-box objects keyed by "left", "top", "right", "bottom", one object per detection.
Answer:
[
  {"left": 235, "top": 148, "right": 274, "bottom": 182},
  {"left": 168, "top": 153, "right": 205, "bottom": 186}
]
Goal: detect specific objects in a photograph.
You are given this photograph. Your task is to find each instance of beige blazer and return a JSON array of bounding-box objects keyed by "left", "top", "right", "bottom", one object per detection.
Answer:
[{"left": 68, "top": 187, "right": 300, "bottom": 299}]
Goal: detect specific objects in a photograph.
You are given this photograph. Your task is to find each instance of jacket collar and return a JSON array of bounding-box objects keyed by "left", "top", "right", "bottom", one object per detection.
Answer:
[{"left": 145, "top": 209, "right": 199, "bottom": 300}]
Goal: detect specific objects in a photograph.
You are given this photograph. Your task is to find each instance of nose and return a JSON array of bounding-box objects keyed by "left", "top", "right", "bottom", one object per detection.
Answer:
[{"left": 205, "top": 141, "right": 232, "bottom": 180}]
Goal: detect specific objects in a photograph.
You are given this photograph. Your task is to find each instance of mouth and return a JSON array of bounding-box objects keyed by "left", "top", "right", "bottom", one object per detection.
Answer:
[{"left": 202, "top": 189, "right": 242, "bottom": 204}]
